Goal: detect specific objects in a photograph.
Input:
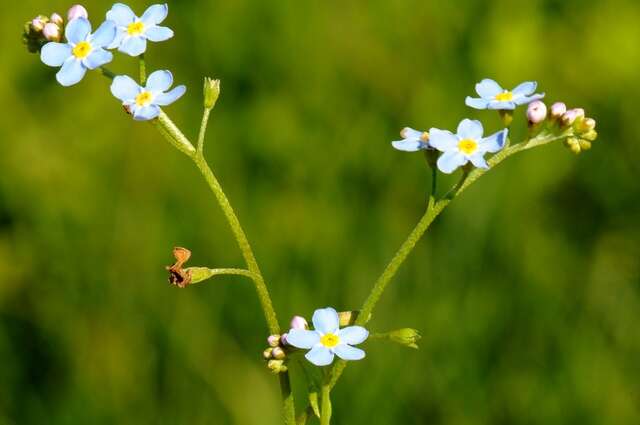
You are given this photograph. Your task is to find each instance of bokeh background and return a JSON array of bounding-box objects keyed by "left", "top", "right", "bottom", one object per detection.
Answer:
[{"left": 1, "top": 0, "right": 639, "bottom": 424}]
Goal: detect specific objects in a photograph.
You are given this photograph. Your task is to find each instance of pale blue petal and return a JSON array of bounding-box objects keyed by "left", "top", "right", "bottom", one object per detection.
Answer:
[
  {"left": 106, "top": 3, "right": 136, "bottom": 26},
  {"left": 465, "top": 97, "right": 490, "bottom": 109},
  {"left": 65, "top": 17, "right": 91, "bottom": 44},
  {"left": 391, "top": 139, "right": 424, "bottom": 152},
  {"left": 428, "top": 128, "right": 458, "bottom": 151},
  {"left": 154, "top": 85, "right": 186, "bottom": 106},
  {"left": 133, "top": 104, "right": 161, "bottom": 121},
  {"left": 83, "top": 48, "right": 113, "bottom": 69},
  {"left": 513, "top": 93, "right": 545, "bottom": 105},
  {"left": 475, "top": 79, "right": 503, "bottom": 99},
  {"left": 141, "top": 4, "right": 168, "bottom": 25},
  {"left": 56, "top": 58, "right": 86, "bottom": 86},
  {"left": 468, "top": 153, "right": 489, "bottom": 169},
  {"left": 286, "top": 329, "right": 320, "bottom": 349},
  {"left": 90, "top": 20, "right": 117, "bottom": 48},
  {"left": 305, "top": 346, "right": 334, "bottom": 366},
  {"left": 40, "top": 42, "right": 71, "bottom": 66},
  {"left": 456, "top": 119, "right": 483, "bottom": 140},
  {"left": 437, "top": 151, "right": 467, "bottom": 174},
  {"left": 333, "top": 344, "right": 365, "bottom": 361},
  {"left": 312, "top": 307, "right": 339, "bottom": 335},
  {"left": 400, "top": 127, "right": 423, "bottom": 139},
  {"left": 146, "top": 70, "right": 173, "bottom": 92},
  {"left": 487, "top": 101, "right": 516, "bottom": 110},
  {"left": 144, "top": 25, "right": 174, "bottom": 42},
  {"left": 108, "top": 29, "right": 127, "bottom": 49},
  {"left": 111, "top": 75, "right": 141, "bottom": 101},
  {"left": 336, "top": 326, "right": 368, "bottom": 345},
  {"left": 478, "top": 128, "right": 508, "bottom": 153},
  {"left": 119, "top": 36, "right": 147, "bottom": 56},
  {"left": 511, "top": 81, "right": 537, "bottom": 97}
]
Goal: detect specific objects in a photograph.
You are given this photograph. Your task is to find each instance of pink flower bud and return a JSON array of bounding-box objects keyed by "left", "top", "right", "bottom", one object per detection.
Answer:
[
  {"left": 43, "top": 23, "right": 61, "bottom": 41},
  {"left": 526, "top": 100, "right": 547, "bottom": 124},
  {"left": 50, "top": 13, "right": 63, "bottom": 26},
  {"left": 31, "top": 17, "right": 46, "bottom": 32},
  {"left": 290, "top": 315, "right": 308, "bottom": 330},
  {"left": 272, "top": 347, "right": 286, "bottom": 360},
  {"left": 267, "top": 334, "right": 280, "bottom": 347},
  {"left": 572, "top": 108, "right": 585, "bottom": 118},
  {"left": 550, "top": 102, "right": 567, "bottom": 119},
  {"left": 280, "top": 333, "right": 288, "bottom": 345},
  {"left": 561, "top": 109, "right": 579, "bottom": 126},
  {"left": 67, "top": 4, "right": 88, "bottom": 21}
]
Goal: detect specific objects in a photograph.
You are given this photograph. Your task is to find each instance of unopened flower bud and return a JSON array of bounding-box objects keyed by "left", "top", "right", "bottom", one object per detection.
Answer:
[
  {"left": 388, "top": 328, "right": 422, "bottom": 349},
  {"left": 263, "top": 347, "right": 274, "bottom": 359},
  {"left": 582, "top": 129, "right": 598, "bottom": 141},
  {"left": 67, "top": 4, "right": 88, "bottom": 21},
  {"left": 564, "top": 137, "right": 581, "bottom": 154},
  {"left": 526, "top": 100, "right": 547, "bottom": 125},
  {"left": 550, "top": 102, "right": 566, "bottom": 119},
  {"left": 272, "top": 346, "right": 286, "bottom": 360},
  {"left": 267, "top": 334, "right": 281, "bottom": 347},
  {"left": 280, "top": 333, "right": 288, "bottom": 345},
  {"left": 578, "top": 139, "right": 592, "bottom": 151},
  {"left": 203, "top": 77, "right": 220, "bottom": 109},
  {"left": 572, "top": 108, "right": 585, "bottom": 119},
  {"left": 267, "top": 359, "right": 287, "bottom": 374},
  {"left": 50, "top": 13, "right": 64, "bottom": 26},
  {"left": 31, "top": 16, "right": 47, "bottom": 32},
  {"left": 290, "top": 315, "right": 308, "bottom": 330},
  {"left": 578, "top": 117, "right": 596, "bottom": 133},
  {"left": 561, "top": 110, "right": 579, "bottom": 126},
  {"left": 43, "top": 23, "right": 61, "bottom": 41}
]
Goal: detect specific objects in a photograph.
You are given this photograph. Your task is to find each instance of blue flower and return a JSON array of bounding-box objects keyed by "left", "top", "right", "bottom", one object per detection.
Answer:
[
  {"left": 286, "top": 307, "right": 369, "bottom": 366},
  {"left": 465, "top": 79, "right": 544, "bottom": 110},
  {"left": 40, "top": 18, "right": 116, "bottom": 86},
  {"left": 110, "top": 70, "right": 186, "bottom": 121},
  {"left": 391, "top": 127, "right": 430, "bottom": 152},
  {"left": 106, "top": 3, "right": 174, "bottom": 56},
  {"left": 429, "top": 119, "right": 507, "bottom": 174}
]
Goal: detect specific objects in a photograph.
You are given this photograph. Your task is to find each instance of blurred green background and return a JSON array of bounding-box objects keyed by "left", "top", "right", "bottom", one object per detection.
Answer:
[{"left": 1, "top": 0, "right": 639, "bottom": 423}]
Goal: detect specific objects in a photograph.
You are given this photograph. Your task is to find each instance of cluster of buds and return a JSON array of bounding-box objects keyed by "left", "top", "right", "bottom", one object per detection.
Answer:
[
  {"left": 262, "top": 315, "right": 308, "bottom": 374},
  {"left": 526, "top": 100, "right": 598, "bottom": 154},
  {"left": 23, "top": 5, "right": 88, "bottom": 52}
]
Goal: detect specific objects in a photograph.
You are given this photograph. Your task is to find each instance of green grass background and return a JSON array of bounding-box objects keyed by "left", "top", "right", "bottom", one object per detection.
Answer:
[{"left": 1, "top": 0, "right": 639, "bottom": 423}]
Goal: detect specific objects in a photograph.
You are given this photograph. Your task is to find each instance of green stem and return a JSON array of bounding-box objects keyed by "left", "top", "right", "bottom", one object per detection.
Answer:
[
  {"left": 325, "top": 131, "right": 571, "bottom": 391},
  {"left": 197, "top": 107, "right": 212, "bottom": 153},
  {"left": 152, "top": 112, "right": 295, "bottom": 424},
  {"left": 100, "top": 66, "right": 115, "bottom": 79},
  {"left": 139, "top": 54, "right": 146, "bottom": 85},
  {"left": 320, "top": 382, "right": 332, "bottom": 425}
]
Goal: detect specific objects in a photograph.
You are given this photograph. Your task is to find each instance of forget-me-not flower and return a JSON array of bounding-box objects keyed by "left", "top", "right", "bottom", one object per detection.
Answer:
[
  {"left": 391, "top": 127, "right": 430, "bottom": 152},
  {"left": 286, "top": 307, "right": 368, "bottom": 366},
  {"left": 429, "top": 119, "right": 507, "bottom": 174},
  {"left": 106, "top": 3, "right": 174, "bottom": 56},
  {"left": 465, "top": 79, "right": 544, "bottom": 110},
  {"left": 40, "top": 18, "right": 116, "bottom": 86},
  {"left": 110, "top": 70, "right": 186, "bottom": 121}
]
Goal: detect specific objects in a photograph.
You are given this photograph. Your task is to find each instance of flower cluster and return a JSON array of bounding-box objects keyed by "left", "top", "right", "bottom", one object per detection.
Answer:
[
  {"left": 392, "top": 78, "right": 598, "bottom": 173},
  {"left": 262, "top": 309, "right": 369, "bottom": 369},
  {"left": 27, "top": 3, "right": 184, "bottom": 121}
]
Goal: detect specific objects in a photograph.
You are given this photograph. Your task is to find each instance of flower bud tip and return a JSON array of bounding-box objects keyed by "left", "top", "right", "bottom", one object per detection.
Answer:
[
  {"left": 272, "top": 347, "right": 286, "bottom": 360},
  {"left": 203, "top": 77, "right": 221, "bottom": 109},
  {"left": 290, "top": 315, "right": 308, "bottom": 330},
  {"left": 550, "top": 102, "right": 567, "bottom": 119},
  {"left": 267, "top": 334, "right": 281, "bottom": 347},
  {"left": 43, "top": 23, "right": 61, "bottom": 41},
  {"left": 50, "top": 13, "right": 63, "bottom": 26}
]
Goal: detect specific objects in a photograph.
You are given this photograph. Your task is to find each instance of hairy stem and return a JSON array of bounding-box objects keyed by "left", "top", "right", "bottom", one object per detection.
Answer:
[
  {"left": 320, "top": 383, "right": 332, "bottom": 425},
  {"left": 139, "top": 54, "right": 146, "bottom": 85},
  {"left": 197, "top": 107, "right": 212, "bottom": 153}
]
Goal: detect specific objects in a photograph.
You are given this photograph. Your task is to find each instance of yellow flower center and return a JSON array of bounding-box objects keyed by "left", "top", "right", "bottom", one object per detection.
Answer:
[
  {"left": 320, "top": 333, "right": 340, "bottom": 348},
  {"left": 458, "top": 138, "right": 478, "bottom": 155},
  {"left": 72, "top": 41, "right": 92, "bottom": 59},
  {"left": 127, "top": 21, "right": 145, "bottom": 35},
  {"left": 494, "top": 91, "right": 513, "bottom": 101},
  {"left": 135, "top": 91, "right": 153, "bottom": 106}
]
